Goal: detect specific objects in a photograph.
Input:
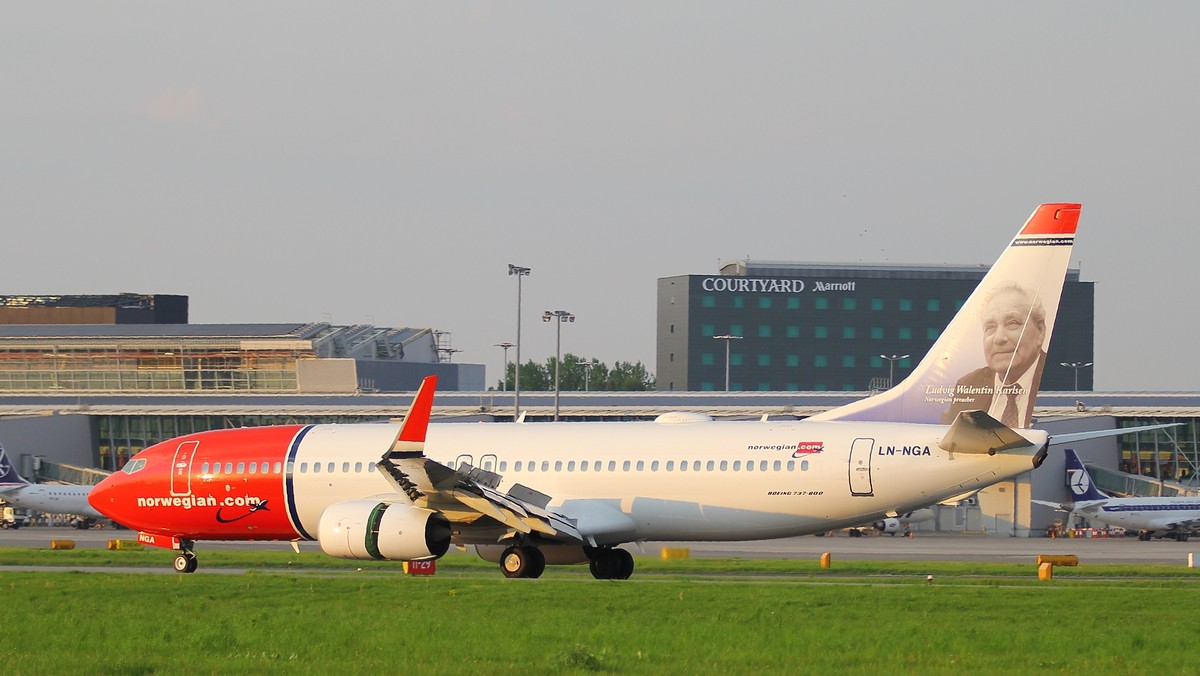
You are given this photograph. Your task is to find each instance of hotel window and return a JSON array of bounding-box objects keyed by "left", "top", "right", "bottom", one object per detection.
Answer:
[
  {"left": 899, "top": 299, "right": 913, "bottom": 311},
  {"left": 814, "top": 326, "right": 829, "bottom": 339},
  {"left": 758, "top": 297, "right": 771, "bottom": 309},
  {"left": 732, "top": 296, "right": 744, "bottom": 308},
  {"left": 927, "top": 328, "right": 941, "bottom": 340},
  {"left": 701, "top": 323, "right": 715, "bottom": 337},
  {"left": 814, "top": 355, "right": 828, "bottom": 367},
  {"left": 786, "top": 355, "right": 799, "bottom": 367},
  {"left": 870, "top": 327, "right": 884, "bottom": 340},
  {"left": 730, "top": 353, "right": 743, "bottom": 366},
  {"left": 758, "top": 325, "right": 771, "bottom": 338},
  {"left": 702, "top": 295, "right": 716, "bottom": 308},
  {"left": 815, "top": 297, "right": 829, "bottom": 310},
  {"left": 701, "top": 352, "right": 715, "bottom": 366},
  {"left": 871, "top": 298, "right": 884, "bottom": 311},
  {"left": 842, "top": 326, "right": 855, "bottom": 339},
  {"left": 842, "top": 355, "right": 856, "bottom": 368},
  {"left": 927, "top": 299, "right": 941, "bottom": 311},
  {"left": 758, "top": 355, "right": 771, "bottom": 367},
  {"left": 842, "top": 298, "right": 856, "bottom": 310},
  {"left": 786, "top": 325, "right": 799, "bottom": 338},
  {"left": 899, "top": 327, "right": 912, "bottom": 340},
  {"left": 786, "top": 297, "right": 800, "bottom": 309}
]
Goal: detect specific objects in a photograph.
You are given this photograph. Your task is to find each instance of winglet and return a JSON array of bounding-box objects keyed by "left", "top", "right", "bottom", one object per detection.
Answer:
[{"left": 389, "top": 376, "right": 438, "bottom": 452}]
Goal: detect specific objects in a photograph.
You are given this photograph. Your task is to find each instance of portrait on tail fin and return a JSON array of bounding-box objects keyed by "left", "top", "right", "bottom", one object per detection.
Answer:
[{"left": 940, "top": 281, "right": 1048, "bottom": 428}]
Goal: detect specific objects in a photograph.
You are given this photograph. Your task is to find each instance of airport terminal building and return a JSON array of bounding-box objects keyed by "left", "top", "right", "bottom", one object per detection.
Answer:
[{"left": 656, "top": 261, "right": 1094, "bottom": 393}]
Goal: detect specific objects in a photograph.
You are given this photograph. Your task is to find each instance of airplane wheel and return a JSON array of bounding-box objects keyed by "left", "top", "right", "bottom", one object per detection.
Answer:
[
  {"left": 185, "top": 554, "right": 198, "bottom": 573},
  {"left": 614, "top": 549, "right": 634, "bottom": 580},
  {"left": 173, "top": 554, "right": 191, "bottom": 573},
  {"left": 500, "top": 546, "right": 529, "bottom": 578},
  {"left": 523, "top": 547, "right": 546, "bottom": 579},
  {"left": 588, "top": 551, "right": 614, "bottom": 579}
]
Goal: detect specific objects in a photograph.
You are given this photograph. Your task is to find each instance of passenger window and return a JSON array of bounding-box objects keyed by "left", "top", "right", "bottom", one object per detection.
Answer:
[
  {"left": 354, "top": 462, "right": 363, "bottom": 473},
  {"left": 300, "top": 462, "right": 308, "bottom": 473},
  {"left": 667, "top": 461, "right": 675, "bottom": 471},
  {"left": 787, "top": 460, "right": 795, "bottom": 471},
  {"left": 367, "top": 463, "right": 376, "bottom": 472},
  {"left": 773, "top": 460, "right": 781, "bottom": 471},
  {"left": 224, "top": 462, "right": 233, "bottom": 474},
  {"left": 801, "top": 460, "right": 809, "bottom": 471},
  {"left": 720, "top": 460, "right": 728, "bottom": 471},
  {"left": 706, "top": 460, "right": 714, "bottom": 471},
  {"left": 733, "top": 460, "right": 741, "bottom": 471},
  {"left": 594, "top": 461, "right": 602, "bottom": 471},
  {"left": 236, "top": 462, "right": 245, "bottom": 474},
  {"left": 201, "top": 462, "right": 210, "bottom": 474},
  {"left": 680, "top": 461, "right": 688, "bottom": 472},
  {"left": 608, "top": 461, "right": 616, "bottom": 472},
  {"left": 274, "top": 462, "right": 282, "bottom": 474},
  {"left": 499, "top": 461, "right": 507, "bottom": 472},
  {"left": 342, "top": 462, "right": 350, "bottom": 473},
  {"left": 760, "top": 461, "right": 768, "bottom": 471},
  {"left": 568, "top": 461, "right": 576, "bottom": 471},
  {"left": 555, "top": 461, "right": 563, "bottom": 472},
  {"left": 747, "top": 461, "right": 754, "bottom": 472},
  {"left": 248, "top": 462, "right": 258, "bottom": 474},
  {"left": 542, "top": 461, "right": 550, "bottom": 472},
  {"left": 579, "top": 461, "right": 587, "bottom": 472},
  {"left": 636, "top": 460, "right": 645, "bottom": 471},
  {"left": 651, "top": 461, "right": 660, "bottom": 471},
  {"left": 693, "top": 461, "right": 701, "bottom": 472},
  {"left": 622, "top": 460, "right": 631, "bottom": 471},
  {"left": 327, "top": 463, "right": 334, "bottom": 473},
  {"left": 313, "top": 463, "right": 321, "bottom": 473},
  {"left": 515, "top": 461, "right": 523, "bottom": 472}
]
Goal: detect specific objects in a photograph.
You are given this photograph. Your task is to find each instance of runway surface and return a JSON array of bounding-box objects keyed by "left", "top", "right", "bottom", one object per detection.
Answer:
[{"left": 2, "top": 526, "right": 1197, "bottom": 567}]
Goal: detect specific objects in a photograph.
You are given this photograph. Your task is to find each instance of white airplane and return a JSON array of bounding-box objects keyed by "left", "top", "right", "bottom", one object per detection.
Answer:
[
  {"left": 0, "top": 445, "right": 105, "bottom": 528},
  {"left": 89, "top": 203, "right": 1159, "bottom": 578},
  {"left": 1036, "top": 449, "right": 1200, "bottom": 541}
]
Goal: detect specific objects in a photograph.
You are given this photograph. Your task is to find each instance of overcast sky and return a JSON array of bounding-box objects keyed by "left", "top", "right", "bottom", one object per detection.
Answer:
[{"left": 3, "top": 4, "right": 1196, "bottom": 391}]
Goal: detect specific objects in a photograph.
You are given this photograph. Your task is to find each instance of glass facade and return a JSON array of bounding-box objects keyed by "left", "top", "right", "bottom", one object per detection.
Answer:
[
  {"left": 0, "top": 343, "right": 302, "bottom": 393},
  {"left": 658, "top": 267, "right": 1094, "bottom": 392}
]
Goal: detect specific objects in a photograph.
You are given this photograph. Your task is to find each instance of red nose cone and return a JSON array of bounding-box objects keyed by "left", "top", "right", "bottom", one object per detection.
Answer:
[{"left": 88, "top": 472, "right": 124, "bottom": 522}]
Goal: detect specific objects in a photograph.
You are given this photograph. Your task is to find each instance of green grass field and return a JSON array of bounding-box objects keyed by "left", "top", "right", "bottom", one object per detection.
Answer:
[{"left": 4, "top": 549, "right": 1200, "bottom": 673}]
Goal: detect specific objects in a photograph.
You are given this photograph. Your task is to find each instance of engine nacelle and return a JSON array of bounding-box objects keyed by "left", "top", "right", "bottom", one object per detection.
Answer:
[
  {"left": 873, "top": 518, "right": 902, "bottom": 534},
  {"left": 318, "top": 500, "right": 451, "bottom": 561}
]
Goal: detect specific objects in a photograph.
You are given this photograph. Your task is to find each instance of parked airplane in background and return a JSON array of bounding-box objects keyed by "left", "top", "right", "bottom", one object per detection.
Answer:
[
  {"left": 0, "top": 445, "right": 104, "bottom": 528},
  {"left": 90, "top": 203, "right": 1154, "bottom": 578},
  {"left": 1036, "top": 449, "right": 1200, "bottom": 541}
]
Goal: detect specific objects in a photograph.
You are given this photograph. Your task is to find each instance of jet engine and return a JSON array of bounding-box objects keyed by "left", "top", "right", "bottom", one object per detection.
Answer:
[
  {"left": 318, "top": 500, "right": 451, "bottom": 561},
  {"left": 873, "top": 518, "right": 904, "bottom": 534}
]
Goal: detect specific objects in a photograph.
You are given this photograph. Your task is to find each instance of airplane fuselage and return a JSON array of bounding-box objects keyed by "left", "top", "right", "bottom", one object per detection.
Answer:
[{"left": 95, "top": 418, "right": 1044, "bottom": 544}]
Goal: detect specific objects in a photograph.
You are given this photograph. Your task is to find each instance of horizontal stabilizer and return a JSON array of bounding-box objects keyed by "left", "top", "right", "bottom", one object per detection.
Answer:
[
  {"left": 1049, "top": 422, "right": 1181, "bottom": 446},
  {"left": 938, "top": 410, "right": 1035, "bottom": 455}
]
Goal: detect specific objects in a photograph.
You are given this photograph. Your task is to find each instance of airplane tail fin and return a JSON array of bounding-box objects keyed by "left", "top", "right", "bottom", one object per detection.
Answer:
[
  {"left": 810, "top": 203, "right": 1080, "bottom": 428},
  {"left": 1064, "top": 449, "right": 1110, "bottom": 502},
  {"left": 0, "top": 444, "right": 30, "bottom": 487}
]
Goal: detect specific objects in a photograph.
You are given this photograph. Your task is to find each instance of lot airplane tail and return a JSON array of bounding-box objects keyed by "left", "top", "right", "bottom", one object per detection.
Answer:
[
  {"left": 1064, "top": 449, "right": 1110, "bottom": 502},
  {"left": 92, "top": 202, "right": 1150, "bottom": 580}
]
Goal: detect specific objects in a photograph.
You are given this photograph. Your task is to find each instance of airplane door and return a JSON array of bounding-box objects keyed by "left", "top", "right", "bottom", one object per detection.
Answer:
[
  {"left": 170, "top": 440, "right": 199, "bottom": 496},
  {"left": 848, "top": 438, "right": 874, "bottom": 496}
]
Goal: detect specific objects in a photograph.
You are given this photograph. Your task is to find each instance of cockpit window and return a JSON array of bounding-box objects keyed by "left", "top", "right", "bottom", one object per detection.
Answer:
[{"left": 122, "top": 458, "right": 148, "bottom": 475}]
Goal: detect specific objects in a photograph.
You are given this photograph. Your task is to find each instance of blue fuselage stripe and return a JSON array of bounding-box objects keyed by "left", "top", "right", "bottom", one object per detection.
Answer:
[{"left": 286, "top": 425, "right": 317, "bottom": 540}]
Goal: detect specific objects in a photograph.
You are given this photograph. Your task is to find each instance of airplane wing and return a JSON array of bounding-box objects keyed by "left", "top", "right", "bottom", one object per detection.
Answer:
[{"left": 371, "top": 376, "right": 584, "bottom": 544}]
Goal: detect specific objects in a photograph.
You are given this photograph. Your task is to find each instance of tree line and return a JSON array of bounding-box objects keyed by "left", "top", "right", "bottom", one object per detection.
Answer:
[{"left": 494, "top": 353, "right": 655, "bottom": 392}]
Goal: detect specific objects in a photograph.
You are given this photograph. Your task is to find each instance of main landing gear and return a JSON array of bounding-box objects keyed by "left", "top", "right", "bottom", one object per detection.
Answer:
[
  {"left": 172, "top": 540, "right": 198, "bottom": 573},
  {"left": 587, "top": 547, "right": 634, "bottom": 580},
  {"left": 500, "top": 545, "right": 546, "bottom": 579}
]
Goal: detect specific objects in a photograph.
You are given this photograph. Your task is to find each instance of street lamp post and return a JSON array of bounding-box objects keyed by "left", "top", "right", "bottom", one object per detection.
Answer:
[
  {"left": 582, "top": 359, "right": 597, "bottom": 392},
  {"left": 1060, "top": 361, "right": 1093, "bottom": 391},
  {"left": 508, "top": 265, "right": 530, "bottom": 419},
  {"left": 494, "top": 342, "right": 514, "bottom": 391},
  {"left": 880, "top": 354, "right": 910, "bottom": 389},
  {"left": 712, "top": 335, "right": 743, "bottom": 392},
  {"left": 543, "top": 310, "right": 575, "bottom": 420}
]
